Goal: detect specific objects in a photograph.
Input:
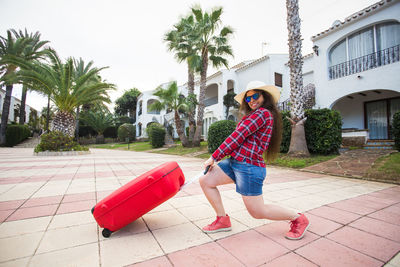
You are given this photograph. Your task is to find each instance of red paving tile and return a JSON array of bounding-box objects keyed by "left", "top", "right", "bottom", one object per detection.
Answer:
[
  {"left": 217, "top": 230, "right": 289, "bottom": 266},
  {"left": 328, "top": 200, "right": 376, "bottom": 215},
  {"left": 0, "top": 209, "right": 14, "bottom": 222},
  {"left": 21, "top": 196, "right": 63, "bottom": 208},
  {"left": 261, "top": 252, "right": 318, "bottom": 267},
  {"left": 62, "top": 192, "right": 96, "bottom": 203},
  {"left": 308, "top": 206, "right": 360, "bottom": 224},
  {"left": 129, "top": 256, "right": 172, "bottom": 267},
  {"left": 167, "top": 242, "right": 243, "bottom": 267},
  {"left": 0, "top": 178, "right": 27, "bottom": 184},
  {"left": 303, "top": 213, "right": 343, "bottom": 236},
  {"left": 255, "top": 221, "right": 320, "bottom": 250},
  {"left": 295, "top": 238, "right": 383, "bottom": 267},
  {"left": 349, "top": 216, "right": 400, "bottom": 242},
  {"left": 368, "top": 191, "right": 400, "bottom": 202},
  {"left": 0, "top": 199, "right": 24, "bottom": 211},
  {"left": 56, "top": 199, "right": 96, "bottom": 215},
  {"left": 6, "top": 204, "right": 58, "bottom": 221},
  {"left": 326, "top": 226, "right": 400, "bottom": 262},
  {"left": 367, "top": 208, "right": 400, "bottom": 226}
]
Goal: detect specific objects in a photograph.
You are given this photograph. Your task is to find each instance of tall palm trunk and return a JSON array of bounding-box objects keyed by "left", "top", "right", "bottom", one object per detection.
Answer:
[
  {"left": 19, "top": 85, "right": 27, "bottom": 125},
  {"left": 174, "top": 110, "right": 188, "bottom": 146},
  {"left": 0, "top": 84, "right": 13, "bottom": 144},
  {"left": 51, "top": 111, "right": 76, "bottom": 137},
  {"left": 75, "top": 106, "right": 80, "bottom": 140},
  {"left": 193, "top": 49, "right": 208, "bottom": 146},
  {"left": 286, "top": 0, "right": 310, "bottom": 157},
  {"left": 187, "top": 66, "right": 196, "bottom": 144},
  {"left": 45, "top": 95, "right": 50, "bottom": 132}
]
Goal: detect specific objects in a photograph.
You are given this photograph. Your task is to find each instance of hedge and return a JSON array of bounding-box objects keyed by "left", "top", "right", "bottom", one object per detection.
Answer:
[
  {"left": 207, "top": 120, "right": 237, "bottom": 153},
  {"left": 280, "top": 109, "right": 342, "bottom": 155},
  {"left": 5, "top": 124, "right": 31, "bottom": 147},
  {"left": 146, "top": 123, "right": 165, "bottom": 148}
]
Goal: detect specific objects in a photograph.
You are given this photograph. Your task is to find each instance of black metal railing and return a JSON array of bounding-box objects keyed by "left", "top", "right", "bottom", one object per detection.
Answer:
[{"left": 329, "top": 44, "right": 400, "bottom": 80}]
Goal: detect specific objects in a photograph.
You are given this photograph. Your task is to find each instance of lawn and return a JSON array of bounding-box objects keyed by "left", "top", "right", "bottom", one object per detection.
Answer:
[
  {"left": 367, "top": 152, "right": 400, "bottom": 183},
  {"left": 269, "top": 153, "right": 338, "bottom": 169}
]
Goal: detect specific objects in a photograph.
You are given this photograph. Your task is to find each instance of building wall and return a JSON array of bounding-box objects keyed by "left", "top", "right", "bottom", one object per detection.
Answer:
[{"left": 311, "top": 1, "right": 400, "bottom": 109}]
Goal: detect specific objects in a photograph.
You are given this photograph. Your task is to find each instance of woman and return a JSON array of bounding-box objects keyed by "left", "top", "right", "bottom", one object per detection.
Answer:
[{"left": 199, "top": 80, "right": 310, "bottom": 240}]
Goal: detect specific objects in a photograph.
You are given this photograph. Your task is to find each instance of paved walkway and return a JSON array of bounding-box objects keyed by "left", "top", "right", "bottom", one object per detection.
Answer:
[{"left": 0, "top": 148, "right": 399, "bottom": 267}]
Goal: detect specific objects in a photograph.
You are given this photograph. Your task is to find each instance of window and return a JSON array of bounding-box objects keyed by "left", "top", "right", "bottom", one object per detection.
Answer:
[
  {"left": 274, "top": 72, "right": 283, "bottom": 87},
  {"left": 328, "top": 21, "right": 400, "bottom": 79}
]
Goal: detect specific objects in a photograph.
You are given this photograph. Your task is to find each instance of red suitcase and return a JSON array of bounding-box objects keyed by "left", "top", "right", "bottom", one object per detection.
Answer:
[{"left": 91, "top": 161, "right": 185, "bottom": 237}]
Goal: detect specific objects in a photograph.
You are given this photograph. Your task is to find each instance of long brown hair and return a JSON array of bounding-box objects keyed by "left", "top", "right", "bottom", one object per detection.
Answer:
[{"left": 239, "top": 90, "right": 282, "bottom": 163}]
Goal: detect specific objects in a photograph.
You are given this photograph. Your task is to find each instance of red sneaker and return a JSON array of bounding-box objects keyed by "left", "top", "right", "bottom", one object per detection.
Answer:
[
  {"left": 202, "top": 215, "right": 232, "bottom": 233},
  {"left": 285, "top": 213, "right": 310, "bottom": 240}
]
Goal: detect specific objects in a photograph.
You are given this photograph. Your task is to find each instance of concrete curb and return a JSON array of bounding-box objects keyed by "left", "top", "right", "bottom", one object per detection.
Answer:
[{"left": 34, "top": 150, "right": 91, "bottom": 156}]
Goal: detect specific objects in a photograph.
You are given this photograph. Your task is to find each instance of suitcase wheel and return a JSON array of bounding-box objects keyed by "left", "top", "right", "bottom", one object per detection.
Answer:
[
  {"left": 102, "top": 228, "right": 112, "bottom": 238},
  {"left": 91, "top": 207, "right": 95, "bottom": 214}
]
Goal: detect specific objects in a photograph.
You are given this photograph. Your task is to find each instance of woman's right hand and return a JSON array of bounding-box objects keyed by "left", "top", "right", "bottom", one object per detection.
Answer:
[{"left": 204, "top": 157, "right": 215, "bottom": 173}]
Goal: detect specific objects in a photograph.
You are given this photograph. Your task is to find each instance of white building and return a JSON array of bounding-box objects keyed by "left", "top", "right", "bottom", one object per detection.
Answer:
[
  {"left": 135, "top": 0, "right": 400, "bottom": 142},
  {"left": 0, "top": 87, "right": 39, "bottom": 124}
]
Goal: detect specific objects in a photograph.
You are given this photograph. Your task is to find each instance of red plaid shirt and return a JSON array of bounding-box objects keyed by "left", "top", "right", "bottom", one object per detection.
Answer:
[{"left": 211, "top": 107, "right": 273, "bottom": 167}]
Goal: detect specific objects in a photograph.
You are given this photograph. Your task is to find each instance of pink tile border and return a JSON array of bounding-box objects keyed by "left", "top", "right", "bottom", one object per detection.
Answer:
[{"left": 6, "top": 204, "right": 58, "bottom": 221}]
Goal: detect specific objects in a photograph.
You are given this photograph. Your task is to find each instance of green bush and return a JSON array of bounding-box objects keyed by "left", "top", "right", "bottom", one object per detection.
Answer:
[
  {"left": 5, "top": 124, "right": 31, "bottom": 147},
  {"left": 207, "top": 120, "right": 237, "bottom": 153},
  {"left": 34, "top": 131, "right": 88, "bottom": 152},
  {"left": 392, "top": 111, "right": 400, "bottom": 151},
  {"left": 280, "top": 111, "right": 291, "bottom": 153},
  {"left": 103, "top": 126, "right": 118, "bottom": 138},
  {"left": 146, "top": 123, "right": 165, "bottom": 148},
  {"left": 305, "top": 109, "right": 342, "bottom": 155},
  {"left": 118, "top": 123, "right": 136, "bottom": 142}
]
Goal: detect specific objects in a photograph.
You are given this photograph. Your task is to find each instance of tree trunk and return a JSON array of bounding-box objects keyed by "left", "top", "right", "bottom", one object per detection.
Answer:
[
  {"left": 51, "top": 111, "right": 76, "bottom": 137},
  {"left": 75, "top": 106, "right": 80, "bottom": 140},
  {"left": 19, "top": 85, "right": 27, "bottom": 125},
  {"left": 193, "top": 50, "right": 208, "bottom": 146},
  {"left": 174, "top": 110, "right": 189, "bottom": 146},
  {"left": 286, "top": 0, "right": 310, "bottom": 157},
  {"left": 0, "top": 84, "right": 13, "bottom": 145},
  {"left": 287, "top": 118, "right": 309, "bottom": 157},
  {"left": 45, "top": 95, "right": 50, "bottom": 132},
  {"left": 187, "top": 67, "right": 196, "bottom": 145}
]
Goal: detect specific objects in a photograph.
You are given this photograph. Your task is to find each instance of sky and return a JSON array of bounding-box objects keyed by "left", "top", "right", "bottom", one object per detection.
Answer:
[{"left": 1, "top": 0, "right": 379, "bottom": 112}]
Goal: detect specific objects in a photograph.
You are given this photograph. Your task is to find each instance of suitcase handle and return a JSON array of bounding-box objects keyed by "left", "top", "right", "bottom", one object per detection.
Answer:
[{"left": 147, "top": 176, "right": 155, "bottom": 183}]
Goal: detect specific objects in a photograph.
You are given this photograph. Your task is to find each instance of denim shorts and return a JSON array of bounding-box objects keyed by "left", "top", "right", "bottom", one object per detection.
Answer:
[{"left": 218, "top": 157, "right": 266, "bottom": 196}]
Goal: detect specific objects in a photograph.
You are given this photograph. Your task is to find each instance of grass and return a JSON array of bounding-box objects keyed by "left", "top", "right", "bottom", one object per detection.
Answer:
[
  {"left": 157, "top": 141, "right": 209, "bottom": 156},
  {"left": 269, "top": 153, "right": 338, "bottom": 169},
  {"left": 89, "top": 141, "right": 152, "bottom": 151},
  {"left": 367, "top": 152, "right": 400, "bottom": 183}
]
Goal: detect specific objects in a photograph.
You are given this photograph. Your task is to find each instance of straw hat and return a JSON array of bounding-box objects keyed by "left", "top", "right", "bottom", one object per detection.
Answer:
[{"left": 234, "top": 81, "right": 280, "bottom": 104}]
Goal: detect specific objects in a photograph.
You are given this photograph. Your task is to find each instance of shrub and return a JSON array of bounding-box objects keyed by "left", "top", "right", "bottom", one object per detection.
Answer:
[
  {"left": 118, "top": 123, "right": 136, "bottom": 142},
  {"left": 103, "top": 126, "right": 118, "bottom": 138},
  {"left": 146, "top": 123, "right": 165, "bottom": 148},
  {"left": 305, "top": 109, "right": 342, "bottom": 155},
  {"left": 5, "top": 124, "right": 31, "bottom": 147},
  {"left": 280, "top": 111, "right": 291, "bottom": 153},
  {"left": 34, "top": 131, "right": 88, "bottom": 152},
  {"left": 78, "top": 125, "right": 96, "bottom": 137},
  {"left": 392, "top": 111, "right": 400, "bottom": 151},
  {"left": 207, "top": 120, "right": 237, "bottom": 153}
]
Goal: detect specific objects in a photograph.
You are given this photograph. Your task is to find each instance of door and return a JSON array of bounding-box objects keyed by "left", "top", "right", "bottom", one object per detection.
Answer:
[{"left": 366, "top": 100, "right": 387, "bottom": 139}]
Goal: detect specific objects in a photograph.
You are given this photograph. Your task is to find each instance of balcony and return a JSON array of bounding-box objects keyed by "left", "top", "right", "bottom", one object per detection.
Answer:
[{"left": 329, "top": 44, "right": 400, "bottom": 80}]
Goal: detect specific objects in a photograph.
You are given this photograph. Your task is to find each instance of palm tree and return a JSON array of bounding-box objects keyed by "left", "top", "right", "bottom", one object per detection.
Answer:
[
  {"left": 0, "top": 29, "right": 49, "bottom": 144},
  {"left": 148, "top": 81, "right": 189, "bottom": 146},
  {"left": 286, "top": 0, "right": 310, "bottom": 157},
  {"left": 12, "top": 29, "right": 50, "bottom": 125},
  {"left": 190, "top": 6, "right": 234, "bottom": 146},
  {"left": 165, "top": 14, "right": 199, "bottom": 144},
  {"left": 80, "top": 110, "right": 114, "bottom": 143},
  {"left": 6, "top": 49, "right": 115, "bottom": 136}
]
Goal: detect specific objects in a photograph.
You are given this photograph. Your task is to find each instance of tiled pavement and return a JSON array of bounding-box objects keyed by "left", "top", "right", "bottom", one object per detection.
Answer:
[{"left": 0, "top": 148, "right": 399, "bottom": 267}]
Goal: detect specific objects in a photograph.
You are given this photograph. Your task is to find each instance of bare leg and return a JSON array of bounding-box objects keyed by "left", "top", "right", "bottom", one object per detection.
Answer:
[
  {"left": 242, "top": 195, "right": 299, "bottom": 221},
  {"left": 199, "top": 164, "right": 234, "bottom": 217}
]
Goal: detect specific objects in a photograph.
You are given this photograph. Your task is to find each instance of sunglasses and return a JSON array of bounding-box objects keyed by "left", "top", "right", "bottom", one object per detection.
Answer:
[{"left": 245, "top": 93, "right": 260, "bottom": 103}]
